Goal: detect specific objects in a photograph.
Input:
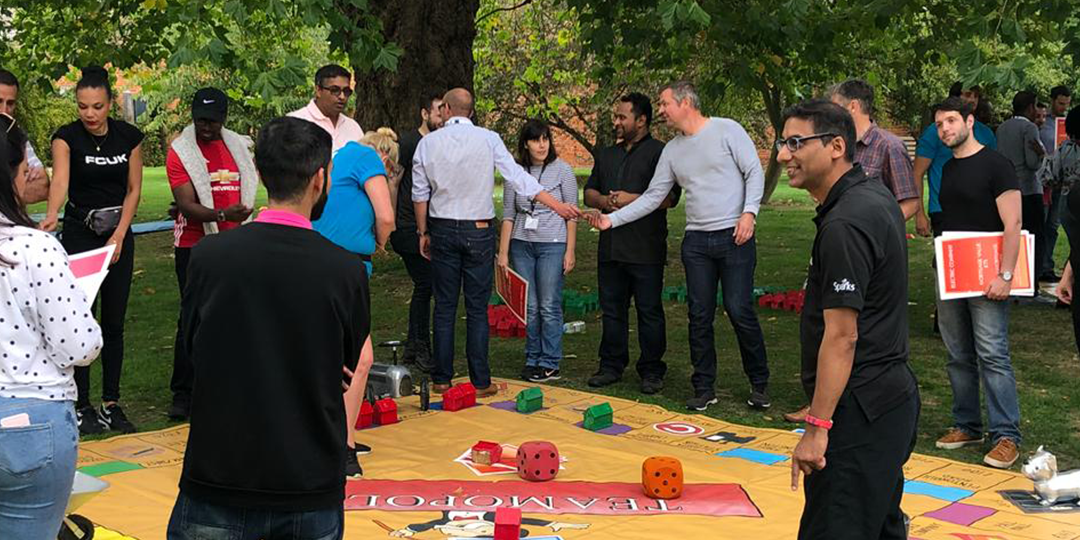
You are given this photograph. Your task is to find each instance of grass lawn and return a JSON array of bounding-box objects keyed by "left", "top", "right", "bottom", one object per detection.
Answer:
[{"left": 77, "top": 167, "right": 1080, "bottom": 470}]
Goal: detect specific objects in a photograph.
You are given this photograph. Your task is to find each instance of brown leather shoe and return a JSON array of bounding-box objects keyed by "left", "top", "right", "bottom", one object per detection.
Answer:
[
  {"left": 783, "top": 405, "right": 809, "bottom": 423},
  {"left": 475, "top": 385, "right": 500, "bottom": 398},
  {"left": 984, "top": 438, "right": 1019, "bottom": 469},
  {"left": 935, "top": 428, "right": 984, "bottom": 450},
  {"left": 433, "top": 383, "right": 451, "bottom": 394}
]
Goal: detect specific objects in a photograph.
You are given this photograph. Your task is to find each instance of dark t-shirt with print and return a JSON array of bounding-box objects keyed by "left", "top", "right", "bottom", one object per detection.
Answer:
[
  {"left": 53, "top": 118, "right": 144, "bottom": 210},
  {"left": 939, "top": 147, "right": 1020, "bottom": 233},
  {"left": 801, "top": 165, "right": 916, "bottom": 422}
]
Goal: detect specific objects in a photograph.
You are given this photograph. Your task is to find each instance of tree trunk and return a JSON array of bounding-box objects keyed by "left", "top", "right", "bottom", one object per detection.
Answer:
[
  {"left": 352, "top": 0, "right": 481, "bottom": 133},
  {"left": 757, "top": 77, "right": 785, "bottom": 204}
]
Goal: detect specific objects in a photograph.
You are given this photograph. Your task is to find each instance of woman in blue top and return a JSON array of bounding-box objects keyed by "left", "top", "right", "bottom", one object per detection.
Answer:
[
  {"left": 497, "top": 120, "right": 579, "bottom": 383},
  {"left": 314, "top": 128, "right": 396, "bottom": 274},
  {"left": 312, "top": 127, "right": 395, "bottom": 476}
]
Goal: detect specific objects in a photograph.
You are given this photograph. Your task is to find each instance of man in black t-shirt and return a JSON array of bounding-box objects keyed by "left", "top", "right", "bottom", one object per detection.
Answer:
[
  {"left": 583, "top": 93, "right": 680, "bottom": 394},
  {"left": 167, "top": 117, "right": 369, "bottom": 540},
  {"left": 932, "top": 97, "right": 1024, "bottom": 470},
  {"left": 390, "top": 92, "right": 444, "bottom": 371},
  {"left": 780, "top": 100, "right": 918, "bottom": 540}
]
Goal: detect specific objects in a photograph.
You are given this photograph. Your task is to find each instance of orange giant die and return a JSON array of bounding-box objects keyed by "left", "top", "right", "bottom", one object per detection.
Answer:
[{"left": 642, "top": 456, "right": 683, "bottom": 499}]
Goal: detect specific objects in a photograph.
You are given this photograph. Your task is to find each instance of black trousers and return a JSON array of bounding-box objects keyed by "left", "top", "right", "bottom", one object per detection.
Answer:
[
  {"left": 171, "top": 247, "right": 193, "bottom": 404},
  {"left": 62, "top": 218, "right": 135, "bottom": 407},
  {"left": 1022, "top": 193, "right": 1047, "bottom": 284},
  {"left": 1062, "top": 202, "right": 1080, "bottom": 358},
  {"left": 799, "top": 387, "right": 920, "bottom": 540},
  {"left": 391, "top": 228, "right": 432, "bottom": 351},
  {"left": 597, "top": 260, "right": 667, "bottom": 379}
]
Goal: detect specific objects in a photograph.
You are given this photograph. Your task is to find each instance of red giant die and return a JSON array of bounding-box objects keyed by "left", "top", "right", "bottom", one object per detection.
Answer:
[{"left": 516, "top": 441, "right": 559, "bottom": 481}]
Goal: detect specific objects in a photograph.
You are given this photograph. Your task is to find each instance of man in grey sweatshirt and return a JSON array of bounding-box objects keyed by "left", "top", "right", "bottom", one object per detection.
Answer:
[
  {"left": 996, "top": 90, "right": 1048, "bottom": 286},
  {"left": 588, "top": 80, "right": 770, "bottom": 412}
]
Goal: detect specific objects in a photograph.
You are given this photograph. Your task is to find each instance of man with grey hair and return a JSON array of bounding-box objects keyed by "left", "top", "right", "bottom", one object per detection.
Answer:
[{"left": 587, "top": 80, "right": 770, "bottom": 412}]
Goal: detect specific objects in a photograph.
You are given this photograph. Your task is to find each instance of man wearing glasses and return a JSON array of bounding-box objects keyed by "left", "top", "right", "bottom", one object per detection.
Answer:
[
  {"left": 289, "top": 64, "right": 363, "bottom": 154},
  {"left": 586, "top": 80, "right": 769, "bottom": 413},
  {"left": 780, "top": 99, "right": 918, "bottom": 540}
]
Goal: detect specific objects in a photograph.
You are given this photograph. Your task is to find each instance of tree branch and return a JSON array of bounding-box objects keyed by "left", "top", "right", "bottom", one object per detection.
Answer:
[{"left": 476, "top": 0, "right": 536, "bottom": 24}]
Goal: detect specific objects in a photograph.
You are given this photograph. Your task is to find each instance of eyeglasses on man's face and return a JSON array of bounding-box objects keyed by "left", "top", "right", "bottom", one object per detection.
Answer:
[
  {"left": 775, "top": 133, "right": 838, "bottom": 153},
  {"left": 319, "top": 85, "right": 353, "bottom": 99}
]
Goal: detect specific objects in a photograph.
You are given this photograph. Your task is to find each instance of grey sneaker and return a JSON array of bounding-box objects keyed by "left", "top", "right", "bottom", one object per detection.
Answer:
[
  {"left": 686, "top": 392, "right": 718, "bottom": 411},
  {"left": 747, "top": 388, "right": 771, "bottom": 409}
]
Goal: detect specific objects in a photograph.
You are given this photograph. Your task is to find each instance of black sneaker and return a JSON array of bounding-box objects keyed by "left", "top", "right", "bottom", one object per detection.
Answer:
[
  {"left": 354, "top": 442, "right": 372, "bottom": 455},
  {"left": 345, "top": 446, "right": 363, "bottom": 478},
  {"left": 686, "top": 392, "right": 718, "bottom": 411},
  {"left": 98, "top": 403, "right": 137, "bottom": 433},
  {"left": 587, "top": 370, "right": 621, "bottom": 388},
  {"left": 77, "top": 406, "right": 104, "bottom": 436},
  {"left": 747, "top": 388, "right": 771, "bottom": 409},
  {"left": 640, "top": 376, "right": 664, "bottom": 395},
  {"left": 167, "top": 398, "right": 190, "bottom": 421},
  {"left": 520, "top": 365, "right": 540, "bottom": 381},
  {"left": 528, "top": 368, "right": 561, "bottom": 383}
]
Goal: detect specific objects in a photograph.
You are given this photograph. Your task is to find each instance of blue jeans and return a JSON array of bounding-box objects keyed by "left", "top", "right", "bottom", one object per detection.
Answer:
[
  {"left": 167, "top": 492, "right": 343, "bottom": 540},
  {"left": 1044, "top": 188, "right": 1063, "bottom": 275},
  {"left": 0, "top": 397, "right": 79, "bottom": 540},
  {"left": 681, "top": 230, "right": 769, "bottom": 394},
  {"left": 429, "top": 219, "right": 496, "bottom": 388},
  {"left": 936, "top": 295, "right": 1022, "bottom": 445},
  {"left": 510, "top": 240, "right": 566, "bottom": 370}
]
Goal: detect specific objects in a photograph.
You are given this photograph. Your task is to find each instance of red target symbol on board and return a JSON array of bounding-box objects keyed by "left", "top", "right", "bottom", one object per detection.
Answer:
[{"left": 653, "top": 422, "right": 705, "bottom": 436}]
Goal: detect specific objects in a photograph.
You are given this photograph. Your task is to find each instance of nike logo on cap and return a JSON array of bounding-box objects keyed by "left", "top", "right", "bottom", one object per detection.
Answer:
[{"left": 202, "top": 99, "right": 215, "bottom": 104}]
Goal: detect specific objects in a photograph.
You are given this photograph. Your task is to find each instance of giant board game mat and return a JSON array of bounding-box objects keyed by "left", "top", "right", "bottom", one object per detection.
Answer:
[{"left": 75, "top": 379, "right": 1080, "bottom": 539}]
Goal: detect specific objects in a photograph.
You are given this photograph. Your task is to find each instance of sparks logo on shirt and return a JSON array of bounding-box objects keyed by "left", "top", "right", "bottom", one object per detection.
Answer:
[
  {"left": 832, "top": 279, "right": 856, "bottom": 293},
  {"left": 85, "top": 155, "right": 129, "bottom": 166}
]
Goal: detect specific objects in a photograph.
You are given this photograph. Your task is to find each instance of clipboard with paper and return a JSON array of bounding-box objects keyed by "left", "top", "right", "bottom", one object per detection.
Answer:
[
  {"left": 934, "top": 230, "right": 1035, "bottom": 300},
  {"left": 495, "top": 262, "right": 529, "bottom": 325},
  {"left": 68, "top": 244, "right": 116, "bottom": 300}
]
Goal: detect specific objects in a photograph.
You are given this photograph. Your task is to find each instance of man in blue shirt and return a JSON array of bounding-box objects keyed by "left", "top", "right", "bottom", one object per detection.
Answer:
[{"left": 914, "top": 84, "right": 998, "bottom": 238}]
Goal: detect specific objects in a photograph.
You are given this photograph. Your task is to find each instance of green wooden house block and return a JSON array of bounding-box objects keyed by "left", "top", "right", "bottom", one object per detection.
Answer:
[
  {"left": 583, "top": 402, "right": 614, "bottom": 431},
  {"left": 516, "top": 387, "right": 544, "bottom": 413}
]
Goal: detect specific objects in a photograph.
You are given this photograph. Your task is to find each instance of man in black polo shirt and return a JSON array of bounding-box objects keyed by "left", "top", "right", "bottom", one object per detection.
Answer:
[
  {"left": 391, "top": 92, "right": 444, "bottom": 371},
  {"left": 167, "top": 117, "right": 370, "bottom": 540},
  {"left": 780, "top": 99, "right": 918, "bottom": 540},
  {"left": 584, "top": 92, "right": 680, "bottom": 394}
]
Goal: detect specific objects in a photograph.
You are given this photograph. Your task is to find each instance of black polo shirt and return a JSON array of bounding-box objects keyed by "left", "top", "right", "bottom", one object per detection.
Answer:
[
  {"left": 395, "top": 128, "right": 423, "bottom": 229},
  {"left": 585, "top": 134, "right": 681, "bottom": 264},
  {"left": 801, "top": 164, "right": 916, "bottom": 422}
]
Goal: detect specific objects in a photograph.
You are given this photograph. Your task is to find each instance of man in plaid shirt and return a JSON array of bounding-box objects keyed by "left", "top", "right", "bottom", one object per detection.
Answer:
[{"left": 831, "top": 79, "right": 919, "bottom": 220}]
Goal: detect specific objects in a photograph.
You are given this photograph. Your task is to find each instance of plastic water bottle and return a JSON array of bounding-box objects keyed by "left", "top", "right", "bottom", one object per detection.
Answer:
[{"left": 563, "top": 321, "right": 586, "bottom": 334}]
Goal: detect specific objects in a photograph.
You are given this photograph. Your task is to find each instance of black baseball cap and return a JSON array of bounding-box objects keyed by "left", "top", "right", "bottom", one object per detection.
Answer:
[{"left": 192, "top": 87, "right": 228, "bottom": 122}]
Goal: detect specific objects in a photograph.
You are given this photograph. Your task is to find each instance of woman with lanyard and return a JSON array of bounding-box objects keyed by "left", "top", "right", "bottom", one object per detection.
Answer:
[
  {"left": 0, "top": 116, "right": 103, "bottom": 539},
  {"left": 498, "top": 119, "right": 579, "bottom": 383},
  {"left": 40, "top": 66, "right": 143, "bottom": 435}
]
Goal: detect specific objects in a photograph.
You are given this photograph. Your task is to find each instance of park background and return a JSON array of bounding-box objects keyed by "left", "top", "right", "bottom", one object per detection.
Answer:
[{"left": 5, "top": 0, "right": 1080, "bottom": 470}]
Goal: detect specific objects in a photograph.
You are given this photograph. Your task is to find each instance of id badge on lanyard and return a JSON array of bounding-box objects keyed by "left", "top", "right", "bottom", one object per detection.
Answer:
[{"left": 524, "top": 163, "right": 548, "bottom": 230}]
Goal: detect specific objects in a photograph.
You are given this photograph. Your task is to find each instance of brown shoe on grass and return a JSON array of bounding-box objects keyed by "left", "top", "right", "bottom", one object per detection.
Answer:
[
  {"left": 935, "top": 428, "right": 984, "bottom": 450},
  {"left": 984, "top": 438, "right": 1019, "bottom": 469},
  {"left": 783, "top": 405, "right": 809, "bottom": 423}
]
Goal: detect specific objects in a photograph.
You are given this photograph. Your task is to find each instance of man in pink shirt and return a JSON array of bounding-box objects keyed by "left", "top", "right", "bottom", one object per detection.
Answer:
[{"left": 288, "top": 64, "right": 363, "bottom": 154}]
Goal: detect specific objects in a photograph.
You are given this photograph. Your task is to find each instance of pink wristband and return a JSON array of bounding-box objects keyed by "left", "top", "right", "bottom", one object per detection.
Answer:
[{"left": 804, "top": 414, "right": 833, "bottom": 430}]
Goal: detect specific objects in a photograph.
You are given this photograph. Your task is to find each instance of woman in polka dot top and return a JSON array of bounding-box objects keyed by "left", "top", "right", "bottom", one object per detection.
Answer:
[{"left": 0, "top": 117, "right": 102, "bottom": 539}]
